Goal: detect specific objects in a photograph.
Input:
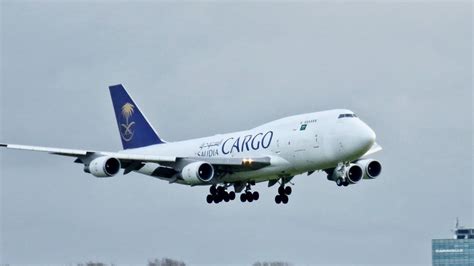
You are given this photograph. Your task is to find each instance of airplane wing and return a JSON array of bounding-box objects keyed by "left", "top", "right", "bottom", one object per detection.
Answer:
[
  {"left": 361, "top": 142, "right": 382, "bottom": 157},
  {"left": 0, "top": 143, "right": 89, "bottom": 156},
  {"left": 0, "top": 143, "right": 270, "bottom": 173},
  {"left": 0, "top": 143, "right": 176, "bottom": 162}
]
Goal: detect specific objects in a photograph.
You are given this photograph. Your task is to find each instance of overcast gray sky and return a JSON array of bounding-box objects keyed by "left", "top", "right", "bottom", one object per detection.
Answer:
[{"left": 1, "top": 1, "right": 472, "bottom": 265}]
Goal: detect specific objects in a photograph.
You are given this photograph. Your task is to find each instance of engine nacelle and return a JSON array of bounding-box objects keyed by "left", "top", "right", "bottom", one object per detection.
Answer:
[
  {"left": 345, "top": 164, "right": 363, "bottom": 184},
  {"left": 85, "top": 156, "right": 121, "bottom": 177},
  {"left": 181, "top": 161, "right": 214, "bottom": 185},
  {"left": 356, "top": 159, "right": 382, "bottom": 179},
  {"left": 331, "top": 163, "right": 363, "bottom": 184}
]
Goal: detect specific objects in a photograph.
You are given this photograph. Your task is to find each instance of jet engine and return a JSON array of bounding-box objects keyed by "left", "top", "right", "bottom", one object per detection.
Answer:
[
  {"left": 356, "top": 159, "right": 382, "bottom": 179},
  {"left": 181, "top": 161, "right": 215, "bottom": 185},
  {"left": 331, "top": 163, "right": 363, "bottom": 184},
  {"left": 84, "top": 156, "right": 121, "bottom": 177},
  {"left": 345, "top": 164, "right": 363, "bottom": 184}
]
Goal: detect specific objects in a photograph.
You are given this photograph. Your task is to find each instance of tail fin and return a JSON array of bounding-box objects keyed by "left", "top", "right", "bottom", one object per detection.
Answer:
[{"left": 109, "top": 84, "right": 165, "bottom": 149}]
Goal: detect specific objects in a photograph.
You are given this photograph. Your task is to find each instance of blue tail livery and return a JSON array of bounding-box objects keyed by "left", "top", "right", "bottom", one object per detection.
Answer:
[{"left": 109, "top": 84, "right": 165, "bottom": 149}]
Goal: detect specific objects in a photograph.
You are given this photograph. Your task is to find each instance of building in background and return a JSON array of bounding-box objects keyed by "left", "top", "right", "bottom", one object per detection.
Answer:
[{"left": 432, "top": 220, "right": 474, "bottom": 265}]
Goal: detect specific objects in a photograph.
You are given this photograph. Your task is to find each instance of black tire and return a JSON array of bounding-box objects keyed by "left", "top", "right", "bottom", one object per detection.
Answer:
[
  {"left": 229, "top": 191, "right": 236, "bottom": 200},
  {"left": 252, "top": 191, "right": 259, "bottom": 201},
  {"left": 213, "top": 197, "right": 220, "bottom": 204},
  {"left": 217, "top": 186, "right": 225, "bottom": 193},
  {"left": 223, "top": 192, "right": 230, "bottom": 202},
  {"left": 206, "top": 194, "right": 213, "bottom": 204},
  {"left": 240, "top": 193, "right": 246, "bottom": 202},
  {"left": 246, "top": 191, "right": 253, "bottom": 200},
  {"left": 278, "top": 186, "right": 285, "bottom": 195},
  {"left": 281, "top": 195, "right": 289, "bottom": 204},
  {"left": 343, "top": 181, "right": 349, "bottom": 187},
  {"left": 285, "top": 186, "right": 292, "bottom": 195},
  {"left": 210, "top": 185, "right": 217, "bottom": 195},
  {"left": 336, "top": 178, "right": 343, "bottom": 186},
  {"left": 275, "top": 195, "right": 282, "bottom": 204}
]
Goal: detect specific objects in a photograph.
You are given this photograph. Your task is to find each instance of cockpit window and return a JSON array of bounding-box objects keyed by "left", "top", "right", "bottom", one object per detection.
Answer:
[{"left": 338, "top": 113, "right": 357, "bottom": 119}]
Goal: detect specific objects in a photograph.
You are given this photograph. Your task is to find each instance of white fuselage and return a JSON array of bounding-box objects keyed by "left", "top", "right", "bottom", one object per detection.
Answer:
[{"left": 121, "top": 109, "right": 376, "bottom": 185}]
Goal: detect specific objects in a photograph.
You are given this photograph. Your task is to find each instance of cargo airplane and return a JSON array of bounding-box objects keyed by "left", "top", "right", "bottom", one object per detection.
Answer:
[{"left": 1, "top": 85, "right": 383, "bottom": 204}]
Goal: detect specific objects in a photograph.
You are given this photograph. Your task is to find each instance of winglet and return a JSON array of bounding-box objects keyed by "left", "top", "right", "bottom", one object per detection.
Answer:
[{"left": 109, "top": 84, "right": 165, "bottom": 150}]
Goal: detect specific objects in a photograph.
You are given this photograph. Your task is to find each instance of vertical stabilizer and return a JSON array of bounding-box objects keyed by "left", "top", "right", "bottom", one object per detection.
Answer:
[{"left": 109, "top": 84, "right": 165, "bottom": 149}]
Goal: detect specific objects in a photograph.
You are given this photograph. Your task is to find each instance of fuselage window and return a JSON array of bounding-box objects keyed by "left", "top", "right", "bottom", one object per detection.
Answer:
[{"left": 338, "top": 113, "right": 356, "bottom": 119}]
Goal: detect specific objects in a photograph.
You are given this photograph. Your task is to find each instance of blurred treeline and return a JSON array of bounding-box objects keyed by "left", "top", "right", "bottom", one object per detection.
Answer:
[{"left": 2, "top": 258, "right": 292, "bottom": 266}]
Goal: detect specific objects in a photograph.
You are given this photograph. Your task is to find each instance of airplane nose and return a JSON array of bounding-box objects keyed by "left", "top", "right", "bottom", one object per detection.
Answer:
[
  {"left": 332, "top": 119, "right": 377, "bottom": 159},
  {"left": 366, "top": 127, "right": 376, "bottom": 145}
]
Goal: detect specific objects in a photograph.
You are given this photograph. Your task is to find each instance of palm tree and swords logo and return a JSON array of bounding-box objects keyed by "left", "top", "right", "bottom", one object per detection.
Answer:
[{"left": 120, "top": 103, "right": 135, "bottom": 141}]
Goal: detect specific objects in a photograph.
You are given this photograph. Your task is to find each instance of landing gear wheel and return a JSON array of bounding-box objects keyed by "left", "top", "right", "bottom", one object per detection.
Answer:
[
  {"left": 281, "top": 195, "right": 289, "bottom": 204},
  {"left": 217, "top": 186, "right": 225, "bottom": 193},
  {"left": 336, "top": 178, "right": 344, "bottom": 186},
  {"left": 240, "top": 193, "right": 247, "bottom": 202},
  {"left": 284, "top": 186, "right": 292, "bottom": 195},
  {"left": 252, "top": 191, "right": 259, "bottom": 201},
  {"left": 223, "top": 192, "right": 230, "bottom": 202},
  {"left": 246, "top": 192, "right": 253, "bottom": 202},
  {"left": 343, "top": 181, "right": 349, "bottom": 187},
  {"left": 275, "top": 195, "right": 282, "bottom": 204},
  {"left": 210, "top": 185, "right": 217, "bottom": 195},
  {"left": 278, "top": 186, "right": 285, "bottom": 195},
  {"left": 229, "top": 191, "right": 236, "bottom": 200},
  {"left": 213, "top": 196, "right": 221, "bottom": 204},
  {"left": 206, "top": 194, "right": 213, "bottom": 204}
]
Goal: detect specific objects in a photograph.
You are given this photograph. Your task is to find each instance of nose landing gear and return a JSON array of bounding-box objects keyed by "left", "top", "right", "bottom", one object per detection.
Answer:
[
  {"left": 336, "top": 178, "right": 343, "bottom": 186},
  {"left": 335, "top": 178, "right": 349, "bottom": 187}
]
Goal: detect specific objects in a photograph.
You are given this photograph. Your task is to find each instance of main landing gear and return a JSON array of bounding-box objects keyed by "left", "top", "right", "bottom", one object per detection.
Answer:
[
  {"left": 206, "top": 185, "right": 236, "bottom": 204},
  {"left": 275, "top": 185, "right": 292, "bottom": 204},
  {"left": 206, "top": 182, "right": 260, "bottom": 204},
  {"left": 206, "top": 179, "right": 293, "bottom": 204},
  {"left": 240, "top": 182, "right": 259, "bottom": 203}
]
